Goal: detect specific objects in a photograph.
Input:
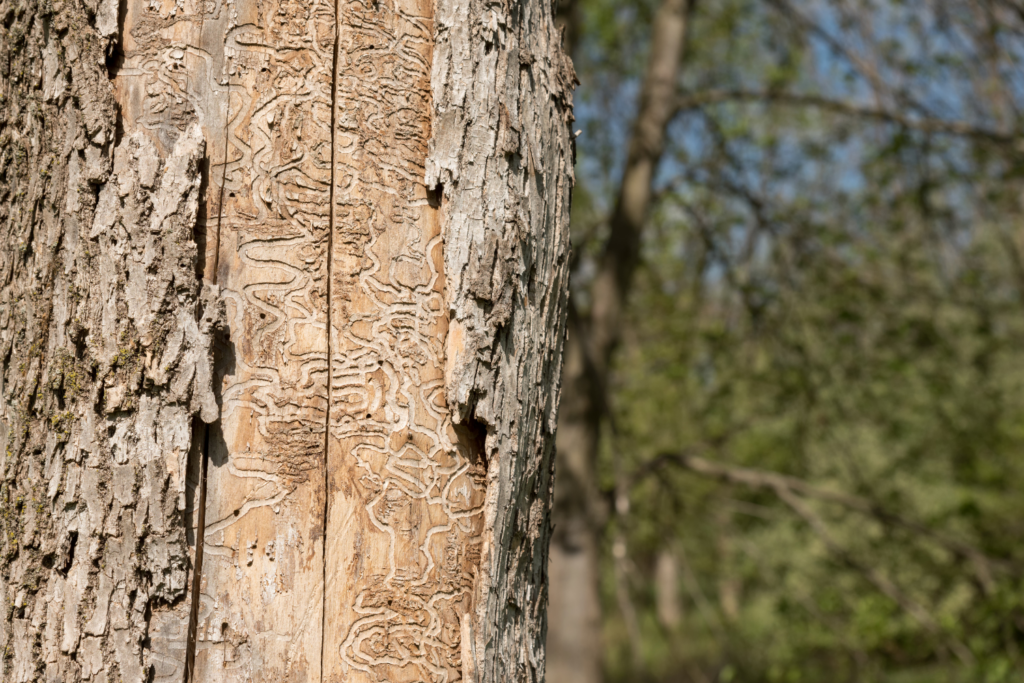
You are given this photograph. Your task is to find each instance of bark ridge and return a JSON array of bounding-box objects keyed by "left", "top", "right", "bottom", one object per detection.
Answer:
[
  {"left": 427, "top": 0, "right": 576, "bottom": 678},
  {"left": 0, "top": 4, "right": 222, "bottom": 675}
]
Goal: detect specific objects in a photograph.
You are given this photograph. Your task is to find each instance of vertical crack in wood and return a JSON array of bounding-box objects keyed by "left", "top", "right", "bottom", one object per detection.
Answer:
[
  {"left": 183, "top": 97, "right": 227, "bottom": 683},
  {"left": 183, "top": 425, "right": 210, "bottom": 683},
  {"left": 208, "top": 124, "right": 229, "bottom": 289},
  {"left": 98, "top": 0, "right": 342, "bottom": 675},
  {"left": 321, "top": 0, "right": 342, "bottom": 676}
]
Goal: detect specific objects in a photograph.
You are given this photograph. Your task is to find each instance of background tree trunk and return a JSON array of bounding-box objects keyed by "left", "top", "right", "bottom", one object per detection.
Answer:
[
  {"left": 0, "top": 0, "right": 574, "bottom": 678},
  {"left": 546, "top": 0, "right": 692, "bottom": 680}
]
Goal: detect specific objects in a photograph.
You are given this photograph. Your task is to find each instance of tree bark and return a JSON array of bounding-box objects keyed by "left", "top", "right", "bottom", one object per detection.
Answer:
[
  {"left": 547, "top": 0, "right": 691, "bottom": 680},
  {"left": 0, "top": 0, "right": 574, "bottom": 678}
]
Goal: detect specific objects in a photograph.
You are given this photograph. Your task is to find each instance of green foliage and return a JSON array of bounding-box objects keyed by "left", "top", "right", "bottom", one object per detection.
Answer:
[{"left": 571, "top": 0, "right": 1024, "bottom": 680}]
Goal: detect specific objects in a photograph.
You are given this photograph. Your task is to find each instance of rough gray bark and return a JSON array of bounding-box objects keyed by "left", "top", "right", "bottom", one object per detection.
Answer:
[
  {"left": 0, "top": 0, "right": 573, "bottom": 678},
  {"left": 427, "top": 0, "right": 576, "bottom": 678},
  {"left": 0, "top": 2, "right": 222, "bottom": 678},
  {"left": 547, "top": 0, "right": 692, "bottom": 680}
]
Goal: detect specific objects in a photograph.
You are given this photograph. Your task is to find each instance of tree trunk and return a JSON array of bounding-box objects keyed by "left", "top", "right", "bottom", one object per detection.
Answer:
[
  {"left": 546, "top": 308, "right": 604, "bottom": 683},
  {"left": 546, "top": 0, "right": 692, "bottom": 680},
  {"left": 0, "top": 0, "right": 575, "bottom": 678}
]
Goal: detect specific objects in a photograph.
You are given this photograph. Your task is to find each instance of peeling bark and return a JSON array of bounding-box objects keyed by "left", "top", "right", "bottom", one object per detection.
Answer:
[
  {"left": 426, "top": 0, "right": 576, "bottom": 678},
  {"left": 2, "top": 0, "right": 573, "bottom": 676}
]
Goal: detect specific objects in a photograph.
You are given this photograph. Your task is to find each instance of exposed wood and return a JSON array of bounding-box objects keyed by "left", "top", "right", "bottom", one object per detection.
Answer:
[
  {"left": 320, "top": 0, "right": 489, "bottom": 680},
  {"left": 113, "top": 0, "right": 336, "bottom": 677}
]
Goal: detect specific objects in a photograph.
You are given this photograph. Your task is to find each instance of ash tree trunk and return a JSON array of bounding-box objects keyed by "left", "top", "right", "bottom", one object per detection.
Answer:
[{"left": 0, "top": 0, "right": 575, "bottom": 677}]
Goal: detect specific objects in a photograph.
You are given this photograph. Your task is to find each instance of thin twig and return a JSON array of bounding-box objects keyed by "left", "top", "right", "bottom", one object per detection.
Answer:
[
  {"left": 612, "top": 533, "right": 644, "bottom": 672},
  {"left": 674, "top": 89, "right": 1016, "bottom": 143},
  {"left": 676, "top": 542, "right": 723, "bottom": 635},
  {"left": 612, "top": 441, "right": 644, "bottom": 673}
]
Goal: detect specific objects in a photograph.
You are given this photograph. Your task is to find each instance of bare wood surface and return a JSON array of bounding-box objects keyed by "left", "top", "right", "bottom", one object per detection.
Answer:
[
  {"left": 321, "top": 0, "right": 488, "bottom": 679},
  {"left": 113, "top": 0, "right": 335, "bottom": 676}
]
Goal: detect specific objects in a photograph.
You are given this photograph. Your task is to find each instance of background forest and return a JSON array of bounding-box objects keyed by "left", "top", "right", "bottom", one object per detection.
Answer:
[{"left": 548, "top": 1, "right": 1024, "bottom": 682}]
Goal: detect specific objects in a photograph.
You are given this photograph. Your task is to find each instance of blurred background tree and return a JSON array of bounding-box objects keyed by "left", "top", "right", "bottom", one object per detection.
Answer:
[{"left": 546, "top": 1, "right": 1024, "bottom": 682}]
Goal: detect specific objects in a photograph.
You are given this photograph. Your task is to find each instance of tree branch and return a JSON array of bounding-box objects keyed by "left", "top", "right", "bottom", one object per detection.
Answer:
[
  {"left": 763, "top": 0, "right": 896, "bottom": 105},
  {"left": 639, "top": 450, "right": 977, "bottom": 664},
  {"left": 773, "top": 485, "right": 975, "bottom": 667},
  {"left": 637, "top": 451, "right": 1010, "bottom": 590},
  {"left": 674, "top": 89, "right": 1017, "bottom": 143},
  {"left": 588, "top": 0, "right": 697, "bottom": 375}
]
